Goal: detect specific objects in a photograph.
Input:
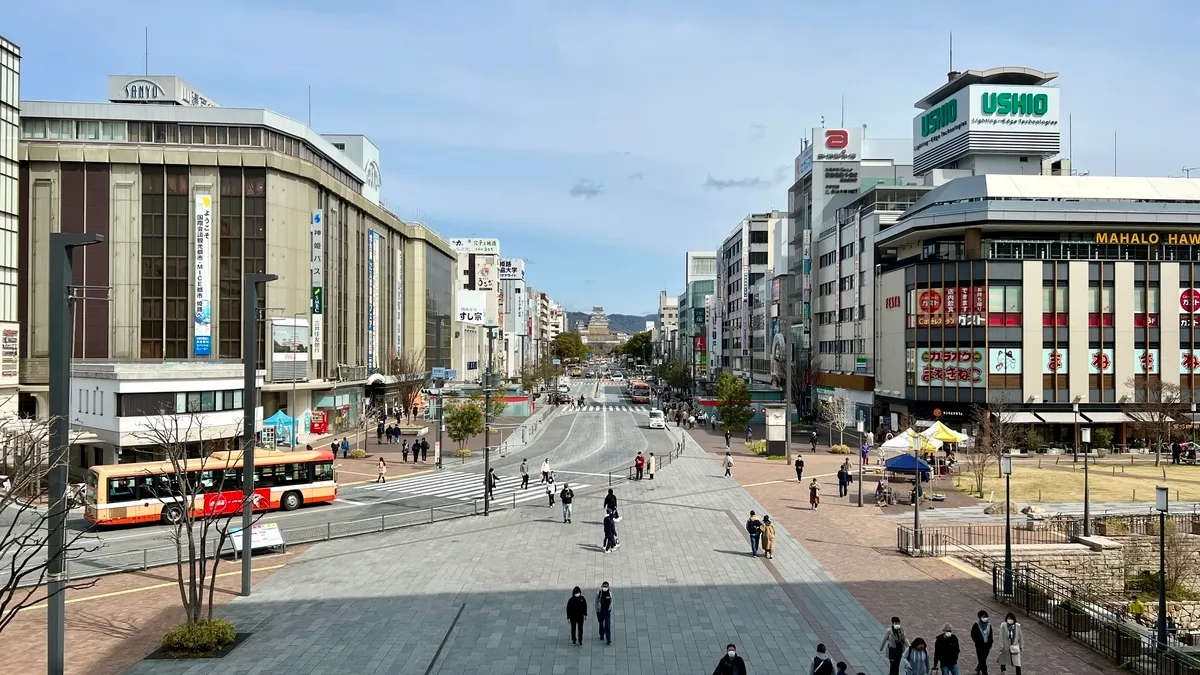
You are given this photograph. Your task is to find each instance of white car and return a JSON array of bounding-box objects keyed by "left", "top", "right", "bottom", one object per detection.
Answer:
[
  {"left": 557, "top": 384, "right": 571, "bottom": 394},
  {"left": 648, "top": 409, "right": 666, "bottom": 429},
  {"left": 612, "top": 373, "right": 625, "bottom": 381}
]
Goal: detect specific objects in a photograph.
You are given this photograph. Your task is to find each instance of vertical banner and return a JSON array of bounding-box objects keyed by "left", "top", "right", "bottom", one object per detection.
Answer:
[
  {"left": 310, "top": 210, "right": 324, "bottom": 362},
  {"left": 741, "top": 220, "right": 750, "bottom": 358},
  {"left": 853, "top": 213, "right": 861, "bottom": 316},
  {"left": 193, "top": 195, "right": 213, "bottom": 356},
  {"left": 395, "top": 244, "right": 404, "bottom": 353},
  {"left": 367, "top": 230, "right": 380, "bottom": 370}
]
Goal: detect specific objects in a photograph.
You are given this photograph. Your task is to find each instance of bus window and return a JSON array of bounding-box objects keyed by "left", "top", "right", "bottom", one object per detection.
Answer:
[
  {"left": 107, "top": 477, "right": 137, "bottom": 503},
  {"left": 197, "top": 470, "right": 217, "bottom": 491},
  {"left": 315, "top": 462, "right": 334, "bottom": 482}
]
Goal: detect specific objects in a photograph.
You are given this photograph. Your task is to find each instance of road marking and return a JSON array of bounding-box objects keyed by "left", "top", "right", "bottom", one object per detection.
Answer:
[
  {"left": 553, "top": 470, "right": 615, "bottom": 478},
  {"left": 341, "top": 468, "right": 435, "bottom": 487},
  {"left": 334, "top": 498, "right": 367, "bottom": 506},
  {"left": 20, "top": 563, "right": 289, "bottom": 609}
]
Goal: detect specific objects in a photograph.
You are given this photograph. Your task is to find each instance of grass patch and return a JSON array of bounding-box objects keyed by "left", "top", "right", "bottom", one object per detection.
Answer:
[
  {"left": 973, "top": 460, "right": 1200, "bottom": 504},
  {"left": 159, "top": 620, "right": 237, "bottom": 657}
]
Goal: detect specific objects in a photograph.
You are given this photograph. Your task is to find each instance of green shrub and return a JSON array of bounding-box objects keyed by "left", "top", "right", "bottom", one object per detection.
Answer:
[
  {"left": 1093, "top": 428, "right": 1114, "bottom": 449},
  {"left": 829, "top": 444, "right": 852, "bottom": 454},
  {"left": 348, "top": 448, "right": 367, "bottom": 459},
  {"left": 454, "top": 448, "right": 472, "bottom": 458},
  {"left": 746, "top": 440, "right": 767, "bottom": 455},
  {"left": 160, "top": 619, "right": 237, "bottom": 655}
]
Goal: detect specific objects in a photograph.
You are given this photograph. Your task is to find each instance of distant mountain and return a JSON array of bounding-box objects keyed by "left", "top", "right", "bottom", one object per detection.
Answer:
[{"left": 566, "top": 311, "right": 656, "bottom": 336}]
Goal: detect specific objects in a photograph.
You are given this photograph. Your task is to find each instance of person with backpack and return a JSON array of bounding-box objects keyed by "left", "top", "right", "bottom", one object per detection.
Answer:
[
  {"left": 596, "top": 582, "right": 614, "bottom": 644},
  {"left": 560, "top": 483, "right": 575, "bottom": 523},
  {"left": 745, "top": 510, "right": 763, "bottom": 557},
  {"left": 837, "top": 465, "right": 850, "bottom": 498},
  {"left": 603, "top": 511, "right": 617, "bottom": 553},
  {"left": 811, "top": 643, "right": 835, "bottom": 675}
]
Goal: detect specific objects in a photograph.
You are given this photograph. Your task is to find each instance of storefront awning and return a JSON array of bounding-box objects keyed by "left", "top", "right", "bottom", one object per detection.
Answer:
[
  {"left": 1034, "top": 411, "right": 1082, "bottom": 424},
  {"left": 1006, "top": 412, "right": 1043, "bottom": 424},
  {"left": 1082, "top": 412, "right": 1132, "bottom": 424},
  {"left": 1183, "top": 413, "right": 1200, "bottom": 425}
]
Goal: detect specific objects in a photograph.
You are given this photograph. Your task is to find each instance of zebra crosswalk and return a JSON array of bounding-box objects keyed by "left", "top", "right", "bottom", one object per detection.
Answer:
[
  {"left": 356, "top": 470, "right": 590, "bottom": 505},
  {"left": 567, "top": 405, "right": 651, "bottom": 413}
]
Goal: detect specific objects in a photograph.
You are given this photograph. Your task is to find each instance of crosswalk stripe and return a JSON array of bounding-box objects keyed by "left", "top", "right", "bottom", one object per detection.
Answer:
[
  {"left": 568, "top": 405, "right": 650, "bottom": 413},
  {"left": 356, "top": 470, "right": 589, "bottom": 504}
]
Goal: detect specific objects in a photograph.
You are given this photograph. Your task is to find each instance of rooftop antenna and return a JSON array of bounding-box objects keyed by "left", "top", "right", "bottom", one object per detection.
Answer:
[
  {"left": 949, "top": 31, "right": 953, "bottom": 72},
  {"left": 820, "top": 116, "right": 825, "bottom": 128},
  {"left": 1113, "top": 131, "right": 1118, "bottom": 176},
  {"left": 144, "top": 27, "right": 149, "bottom": 75},
  {"left": 840, "top": 96, "right": 845, "bottom": 127},
  {"left": 307, "top": 86, "right": 312, "bottom": 127}
]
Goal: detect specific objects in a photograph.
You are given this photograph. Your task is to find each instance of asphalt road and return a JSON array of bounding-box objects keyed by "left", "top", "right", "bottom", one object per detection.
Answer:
[{"left": 7, "top": 378, "right": 676, "bottom": 578}]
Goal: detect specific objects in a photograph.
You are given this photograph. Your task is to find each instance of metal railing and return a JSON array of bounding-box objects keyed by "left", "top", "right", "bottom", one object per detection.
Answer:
[
  {"left": 993, "top": 564, "right": 1200, "bottom": 674},
  {"left": 625, "top": 439, "right": 685, "bottom": 481},
  {"left": 896, "top": 524, "right": 947, "bottom": 557}
]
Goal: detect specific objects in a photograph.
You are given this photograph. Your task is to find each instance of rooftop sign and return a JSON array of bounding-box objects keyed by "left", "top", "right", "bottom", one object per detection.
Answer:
[{"left": 107, "top": 75, "right": 218, "bottom": 107}]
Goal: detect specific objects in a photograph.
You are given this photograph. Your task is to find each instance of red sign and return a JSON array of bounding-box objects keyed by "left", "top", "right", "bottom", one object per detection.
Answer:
[
  {"left": 1184, "top": 353, "right": 1200, "bottom": 373},
  {"left": 693, "top": 335, "right": 706, "bottom": 351},
  {"left": 310, "top": 411, "right": 328, "bottom": 435},
  {"left": 1183, "top": 289, "right": 1200, "bottom": 313},
  {"left": 1046, "top": 351, "right": 1064, "bottom": 372},
  {"left": 933, "top": 408, "right": 943, "bottom": 418},
  {"left": 884, "top": 296, "right": 901, "bottom": 309},
  {"left": 1091, "top": 352, "right": 1111, "bottom": 372},
  {"left": 824, "top": 129, "right": 849, "bottom": 149},
  {"left": 918, "top": 290, "right": 942, "bottom": 313},
  {"left": 203, "top": 488, "right": 271, "bottom": 517}
]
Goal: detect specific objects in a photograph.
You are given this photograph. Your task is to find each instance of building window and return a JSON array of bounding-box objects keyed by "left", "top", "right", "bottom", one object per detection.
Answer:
[
  {"left": 244, "top": 169, "right": 267, "bottom": 370},
  {"left": 139, "top": 166, "right": 165, "bottom": 358},
  {"left": 164, "top": 166, "right": 189, "bottom": 358},
  {"left": 748, "top": 251, "right": 768, "bottom": 266},
  {"left": 219, "top": 168, "right": 243, "bottom": 359},
  {"left": 749, "top": 230, "right": 769, "bottom": 244}
]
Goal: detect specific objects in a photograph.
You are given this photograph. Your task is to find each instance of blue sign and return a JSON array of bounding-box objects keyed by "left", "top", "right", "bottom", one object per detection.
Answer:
[
  {"left": 552, "top": 359, "right": 561, "bottom": 365},
  {"left": 467, "top": 361, "right": 479, "bottom": 370},
  {"left": 431, "top": 367, "right": 446, "bottom": 380},
  {"left": 445, "top": 369, "right": 457, "bottom": 381}
]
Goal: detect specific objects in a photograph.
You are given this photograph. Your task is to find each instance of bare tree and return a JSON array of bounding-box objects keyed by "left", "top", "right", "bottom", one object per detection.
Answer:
[
  {"left": 133, "top": 414, "right": 267, "bottom": 626},
  {"left": 1122, "top": 378, "right": 1187, "bottom": 466},
  {"left": 818, "top": 397, "right": 849, "bottom": 446},
  {"left": 0, "top": 407, "right": 100, "bottom": 633},
  {"left": 965, "top": 398, "right": 1023, "bottom": 494},
  {"left": 389, "top": 348, "right": 430, "bottom": 424}
]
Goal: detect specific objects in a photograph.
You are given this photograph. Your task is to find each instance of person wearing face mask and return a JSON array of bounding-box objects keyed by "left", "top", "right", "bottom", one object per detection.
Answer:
[
  {"left": 933, "top": 623, "right": 961, "bottom": 675},
  {"left": 970, "top": 610, "right": 994, "bottom": 675},
  {"left": 881, "top": 616, "right": 909, "bottom": 675},
  {"left": 811, "top": 642, "right": 835, "bottom": 675},
  {"left": 997, "top": 613, "right": 1023, "bottom": 674},
  {"left": 712, "top": 643, "right": 748, "bottom": 675},
  {"left": 566, "top": 586, "right": 588, "bottom": 646},
  {"left": 901, "top": 637, "right": 930, "bottom": 675},
  {"left": 596, "top": 582, "right": 613, "bottom": 645}
]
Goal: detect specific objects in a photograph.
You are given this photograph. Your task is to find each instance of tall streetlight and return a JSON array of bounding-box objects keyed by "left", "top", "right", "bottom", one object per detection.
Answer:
[
  {"left": 1002, "top": 454, "right": 1014, "bottom": 596},
  {"left": 1072, "top": 400, "right": 1080, "bottom": 463},
  {"left": 290, "top": 311, "right": 306, "bottom": 449},
  {"left": 434, "top": 317, "right": 448, "bottom": 470},
  {"left": 910, "top": 429, "right": 922, "bottom": 552},
  {"left": 1156, "top": 485, "right": 1169, "bottom": 652},
  {"left": 48, "top": 232, "right": 104, "bottom": 675},
  {"left": 482, "top": 323, "right": 498, "bottom": 515},
  {"left": 241, "top": 272, "right": 277, "bottom": 596},
  {"left": 1082, "top": 426, "right": 1092, "bottom": 536}
]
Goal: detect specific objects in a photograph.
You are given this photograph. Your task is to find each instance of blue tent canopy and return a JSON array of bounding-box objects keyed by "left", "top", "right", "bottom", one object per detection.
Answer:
[
  {"left": 263, "top": 410, "right": 293, "bottom": 427},
  {"left": 885, "top": 454, "right": 931, "bottom": 481}
]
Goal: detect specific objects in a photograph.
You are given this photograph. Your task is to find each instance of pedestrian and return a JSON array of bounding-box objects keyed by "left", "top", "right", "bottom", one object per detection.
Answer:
[
  {"left": 560, "top": 482, "right": 575, "bottom": 523},
  {"left": 809, "top": 478, "right": 821, "bottom": 509},
  {"left": 635, "top": 451, "right": 645, "bottom": 480},
  {"left": 761, "top": 514, "right": 776, "bottom": 559},
  {"left": 811, "top": 432, "right": 818, "bottom": 453},
  {"left": 547, "top": 472, "right": 557, "bottom": 507},
  {"left": 811, "top": 643, "right": 835, "bottom": 675},
  {"left": 745, "top": 425, "right": 752, "bottom": 443},
  {"left": 712, "top": 643, "right": 748, "bottom": 675},
  {"left": 837, "top": 466, "right": 849, "bottom": 498},
  {"left": 603, "top": 488, "right": 617, "bottom": 514},
  {"left": 411, "top": 404, "right": 419, "bottom": 421},
  {"left": 881, "top": 616, "right": 909, "bottom": 675},
  {"left": 603, "top": 510, "right": 617, "bottom": 552},
  {"left": 340, "top": 437, "right": 350, "bottom": 458},
  {"left": 566, "top": 586, "right": 588, "bottom": 646},
  {"left": 934, "top": 623, "right": 961, "bottom": 675},
  {"left": 421, "top": 438, "right": 429, "bottom": 462},
  {"left": 647, "top": 452, "right": 656, "bottom": 479},
  {"left": 541, "top": 459, "right": 551, "bottom": 484},
  {"left": 596, "top": 581, "right": 613, "bottom": 644},
  {"left": 723, "top": 452, "right": 734, "bottom": 477},
  {"left": 376, "top": 457, "right": 387, "bottom": 484},
  {"left": 330, "top": 440, "right": 338, "bottom": 456},
  {"left": 902, "top": 637, "right": 931, "bottom": 675},
  {"left": 970, "top": 610, "right": 993, "bottom": 675},
  {"left": 520, "top": 459, "right": 530, "bottom": 490},
  {"left": 745, "top": 510, "right": 762, "bottom": 557},
  {"left": 835, "top": 662, "right": 849, "bottom": 675},
  {"left": 795, "top": 455, "right": 805, "bottom": 482},
  {"left": 725, "top": 430, "right": 732, "bottom": 449},
  {"left": 861, "top": 443, "right": 870, "bottom": 465},
  {"left": 1173, "top": 439, "right": 1182, "bottom": 464},
  {"left": 401, "top": 439, "right": 409, "bottom": 462},
  {"left": 997, "top": 612, "right": 1023, "bottom": 674},
  {"left": 488, "top": 468, "right": 498, "bottom": 498},
  {"left": 376, "top": 421, "right": 384, "bottom": 443}
]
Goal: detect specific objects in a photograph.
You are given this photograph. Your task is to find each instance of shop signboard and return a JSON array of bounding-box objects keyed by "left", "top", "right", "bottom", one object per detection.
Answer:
[
  {"left": 1138, "top": 349, "right": 1160, "bottom": 375},
  {"left": 914, "top": 348, "right": 984, "bottom": 387},
  {"left": 1042, "top": 348, "right": 1068, "bottom": 374},
  {"left": 988, "top": 348, "right": 1021, "bottom": 375},
  {"left": 1089, "top": 348, "right": 1115, "bottom": 374}
]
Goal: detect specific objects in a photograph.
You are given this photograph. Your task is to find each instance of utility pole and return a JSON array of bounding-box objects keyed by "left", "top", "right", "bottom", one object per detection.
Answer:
[
  {"left": 48, "top": 232, "right": 103, "bottom": 675},
  {"left": 435, "top": 318, "right": 446, "bottom": 469},
  {"left": 241, "top": 272, "right": 277, "bottom": 596},
  {"left": 783, "top": 273, "right": 793, "bottom": 463},
  {"left": 483, "top": 323, "right": 498, "bottom": 515}
]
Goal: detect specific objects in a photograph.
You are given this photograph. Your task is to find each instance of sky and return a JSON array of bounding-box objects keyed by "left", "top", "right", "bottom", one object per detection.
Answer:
[{"left": 10, "top": 0, "right": 1200, "bottom": 315}]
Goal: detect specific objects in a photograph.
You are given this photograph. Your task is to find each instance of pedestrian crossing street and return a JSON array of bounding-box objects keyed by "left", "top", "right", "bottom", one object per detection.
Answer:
[
  {"left": 567, "top": 405, "right": 651, "bottom": 413},
  {"left": 356, "top": 470, "right": 591, "bottom": 505}
]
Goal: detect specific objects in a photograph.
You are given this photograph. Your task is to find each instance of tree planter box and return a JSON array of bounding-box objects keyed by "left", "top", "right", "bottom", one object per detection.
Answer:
[
  {"left": 1015, "top": 586, "right": 1050, "bottom": 613},
  {"left": 1052, "top": 606, "right": 1096, "bottom": 633},
  {"left": 398, "top": 425, "right": 428, "bottom": 437},
  {"left": 1097, "top": 522, "right": 1130, "bottom": 536}
]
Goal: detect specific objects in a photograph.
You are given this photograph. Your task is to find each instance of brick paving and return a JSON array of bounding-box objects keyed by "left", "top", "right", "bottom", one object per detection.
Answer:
[
  {"left": 687, "top": 427, "right": 1123, "bottom": 675},
  {"left": 5, "top": 548, "right": 302, "bottom": 675}
]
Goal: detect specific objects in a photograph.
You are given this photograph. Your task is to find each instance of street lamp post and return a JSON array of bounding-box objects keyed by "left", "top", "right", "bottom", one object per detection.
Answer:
[
  {"left": 241, "top": 272, "right": 277, "bottom": 596},
  {"left": 483, "top": 323, "right": 498, "bottom": 515},
  {"left": 1156, "top": 485, "right": 1169, "bottom": 652},
  {"left": 1073, "top": 401, "right": 1080, "bottom": 463},
  {"left": 1082, "top": 426, "right": 1092, "bottom": 536},
  {"left": 1002, "top": 454, "right": 1014, "bottom": 596},
  {"left": 911, "top": 430, "right": 921, "bottom": 552},
  {"left": 290, "top": 311, "right": 305, "bottom": 449}
]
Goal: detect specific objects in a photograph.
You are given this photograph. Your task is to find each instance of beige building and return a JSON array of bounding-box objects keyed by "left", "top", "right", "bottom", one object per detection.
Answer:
[
  {"left": 0, "top": 37, "right": 18, "bottom": 419},
  {"left": 16, "top": 74, "right": 456, "bottom": 461}
]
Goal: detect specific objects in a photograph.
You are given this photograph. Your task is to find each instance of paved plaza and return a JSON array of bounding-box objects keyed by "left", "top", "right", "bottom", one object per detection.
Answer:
[{"left": 125, "top": 430, "right": 886, "bottom": 674}]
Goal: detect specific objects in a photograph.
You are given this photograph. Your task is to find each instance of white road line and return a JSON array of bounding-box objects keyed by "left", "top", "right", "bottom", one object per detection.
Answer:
[{"left": 334, "top": 498, "right": 367, "bottom": 506}]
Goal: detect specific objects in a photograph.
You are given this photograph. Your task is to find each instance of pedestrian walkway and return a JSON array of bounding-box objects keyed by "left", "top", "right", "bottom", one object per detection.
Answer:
[
  {"left": 355, "top": 469, "right": 591, "bottom": 505},
  {"left": 566, "top": 404, "right": 650, "bottom": 413}
]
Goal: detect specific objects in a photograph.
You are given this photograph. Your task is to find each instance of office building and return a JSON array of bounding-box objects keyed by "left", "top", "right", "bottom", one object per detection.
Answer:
[
  {"left": 0, "top": 36, "right": 17, "bottom": 419},
  {"left": 656, "top": 290, "right": 678, "bottom": 363},
  {"left": 716, "top": 212, "right": 781, "bottom": 378}
]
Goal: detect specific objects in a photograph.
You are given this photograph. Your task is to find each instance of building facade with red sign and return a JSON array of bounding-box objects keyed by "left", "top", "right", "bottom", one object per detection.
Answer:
[{"left": 873, "top": 173, "right": 1200, "bottom": 444}]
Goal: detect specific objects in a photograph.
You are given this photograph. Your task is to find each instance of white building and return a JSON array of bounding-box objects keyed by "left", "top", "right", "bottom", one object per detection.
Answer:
[
  {"left": 450, "top": 239, "right": 501, "bottom": 382},
  {"left": 656, "top": 291, "right": 677, "bottom": 362},
  {"left": 716, "top": 212, "right": 781, "bottom": 378},
  {"left": 0, "top": 37, "right": 18, "bottom": 419}
]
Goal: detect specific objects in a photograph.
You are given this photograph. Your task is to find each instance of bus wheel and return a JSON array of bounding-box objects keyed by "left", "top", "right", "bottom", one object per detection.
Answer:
[
  {"left": 162, "top": 505, "right": 184, "bottom": 524},
  {"left": 280, "top": 491, "right": 302, "bottom": 511}
]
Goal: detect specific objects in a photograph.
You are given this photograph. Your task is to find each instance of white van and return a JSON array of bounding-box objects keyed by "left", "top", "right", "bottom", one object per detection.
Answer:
[
  {"left": 557, "top": 383, "right": 571, "bottom": 394},
  {"left": 648, "top": 409, "right": 666, "bottom": 429}
]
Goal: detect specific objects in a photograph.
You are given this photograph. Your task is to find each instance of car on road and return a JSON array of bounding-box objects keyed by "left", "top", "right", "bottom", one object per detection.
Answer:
[
  {"left": 648, "top": 409, "right": 666, "bottom": 429},
  {"left": 557, "top": 383, "right": 571, "bottom": 394},
  {"left": 552, "top": 392, "right": 573, "bottom": 404},
  {"left": 611, "top": 372, "right": 625, "bottom": 381},
  {"left": 585, "top": 370, "right": 596, "bottom": 378}
]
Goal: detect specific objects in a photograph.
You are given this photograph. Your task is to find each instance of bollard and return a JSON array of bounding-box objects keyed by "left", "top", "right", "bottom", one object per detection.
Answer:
[
  {"left": 381, "top": 514, "right": 386, "bottom": 532},
  {"left": 608, "top": 472, "right": 612, "bottom": 487},
  {"left": 327, "top": 522, "right": 332, "bottom": 540},
  {"left": 430, "top": 507, "right": 435, "bottom": 524},
  {"left": 512, "top": 492, "right": 516, "bottom": 508},
  {"left": 1133, "top": 488, "right": 1137, "bottom": 502},
  {"left": 143, "top": 548, "right": 148, "bottom": 571}
]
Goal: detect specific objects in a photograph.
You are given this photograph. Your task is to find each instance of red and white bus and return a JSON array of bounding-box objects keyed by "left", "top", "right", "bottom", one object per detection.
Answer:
[
  {"left": 628, "top": 379, "right": 651, "bottom": 404},
  {"left": 84, "top": 449, "right": 337, "bottom": 527}
]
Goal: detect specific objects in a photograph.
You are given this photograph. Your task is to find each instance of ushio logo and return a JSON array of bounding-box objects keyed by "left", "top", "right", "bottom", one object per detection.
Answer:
[{"left": 980, "top": 91, "right": 1049, "bottom": 117}]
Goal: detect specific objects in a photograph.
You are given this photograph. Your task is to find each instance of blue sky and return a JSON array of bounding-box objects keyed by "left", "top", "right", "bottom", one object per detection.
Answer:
[{"left": 10, "top": 1, "right": 1200, "bottom": 314}]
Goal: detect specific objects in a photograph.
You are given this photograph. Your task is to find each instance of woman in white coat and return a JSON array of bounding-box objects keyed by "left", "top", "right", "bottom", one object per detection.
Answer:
[
  {"left": 647, "top": 452, "right": 656, "bottom": 479},
  {"left": 997, "top": 611, "right": 1024, "bottom": 674}
]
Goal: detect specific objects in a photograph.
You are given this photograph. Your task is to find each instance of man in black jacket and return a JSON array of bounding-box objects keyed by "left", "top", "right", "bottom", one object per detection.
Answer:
[
  {"left": 970, "top": 610, "right": 994, "bottom": 675},
  {"left": 596, "top": 582, "right": 613, "bottom": 644},
  {"left": 712, "top": 643, "right": 747, "bottom": 675},
  {"left": 560, "top": 483, "right": 575, "bottom": 523},
  {"left": 566, "top": 586, "right": 587, "bottom": 646},
  {"left": 933, "top": 622, "right": 961, "bottom": 675}
]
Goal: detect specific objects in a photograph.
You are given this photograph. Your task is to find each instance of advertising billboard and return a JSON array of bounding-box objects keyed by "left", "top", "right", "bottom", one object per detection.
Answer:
[
  {"left": 910, "top": 287, "right": 987, "bottom": 327},
  {"left": 448, "top": 238, "right": 500, "bottom": 255},
  {"left": 499, "top": 258, "right": 525, "bottom": 281},
  {"left": 271, "top": 318, "right": 311, "bottom": 362},
  {"left": 310, "top": 210, "right": 325, "bottom": 362},
  {"left": 193, "top": 195, "right": 213, "bottom": 356},
  {"left": 394, "top": 244, "right": 404, "bottom": 354},
  {"left": 914, "top": 348, "right": 985, "bottom": 387},
  {"left": 457, "top": 290, "right": 487, "bottom": 325},
  {"left": 366, "top": 230, "right": 380, "bottom": 370}
]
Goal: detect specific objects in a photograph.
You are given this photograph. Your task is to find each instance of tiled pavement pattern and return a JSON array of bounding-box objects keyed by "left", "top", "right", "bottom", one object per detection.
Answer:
[
  {"left": 125, "top": 423, "right": 886, "bottom": 674},
  {"left": 694, "top": 433, "right": 1124, "bottom": 675}
]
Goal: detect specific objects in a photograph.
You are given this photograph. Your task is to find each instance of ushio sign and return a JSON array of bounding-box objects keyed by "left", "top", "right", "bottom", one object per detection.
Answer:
[{"left": 1094, "top": 232, "right": 1200, "bottom": 245}]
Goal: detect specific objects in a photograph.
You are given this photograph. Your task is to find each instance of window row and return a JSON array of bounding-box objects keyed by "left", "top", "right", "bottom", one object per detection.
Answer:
[
  {"left": 116, "top": 389, "right": 246, "bottom": 417},
  {"left": 104, "top": 461, "right": 334, "bottom": 504}
]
